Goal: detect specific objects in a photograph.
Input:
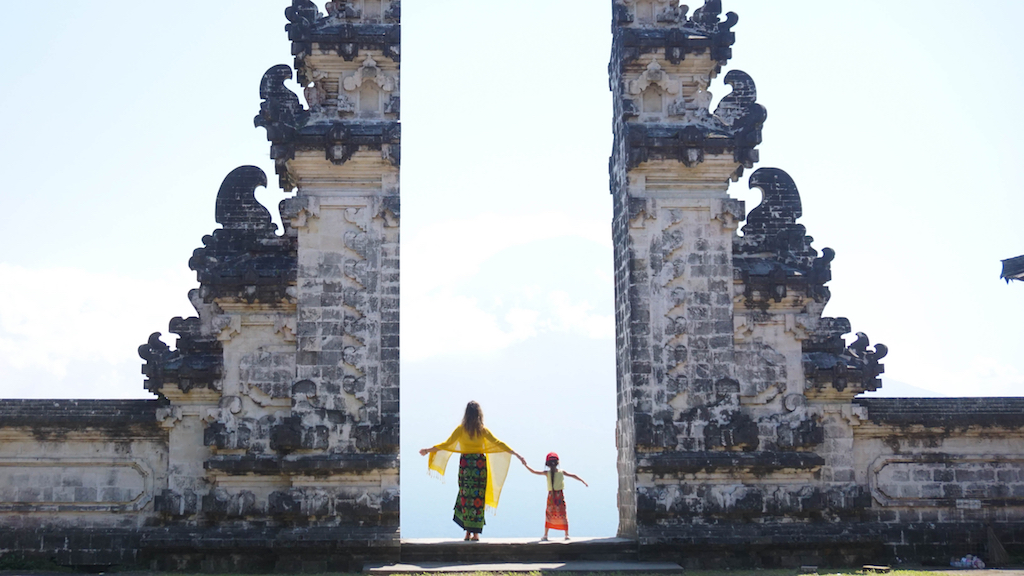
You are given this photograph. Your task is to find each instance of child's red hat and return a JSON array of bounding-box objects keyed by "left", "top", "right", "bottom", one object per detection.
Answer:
[{"left": 545, "top": 452, "right": 559, "bottom": 464}]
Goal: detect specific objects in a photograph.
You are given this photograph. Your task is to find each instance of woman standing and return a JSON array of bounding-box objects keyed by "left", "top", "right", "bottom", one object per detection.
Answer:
[{"left": 420, "top": 401, "right": 525, "bottom": 541}]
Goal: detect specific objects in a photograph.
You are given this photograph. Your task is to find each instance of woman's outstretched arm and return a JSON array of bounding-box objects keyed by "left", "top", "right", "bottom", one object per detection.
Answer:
[
  {"left": 481, "top": 427, "right": 530, "bottom": 467},
  {"left": 564, "top": 471, "right": 589, "bottom": 487},
  {"left": 419, "top": 426, "right": 462, "bottom": 456}
]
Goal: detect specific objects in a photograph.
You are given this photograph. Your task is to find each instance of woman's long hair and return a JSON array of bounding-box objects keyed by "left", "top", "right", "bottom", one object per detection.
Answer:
[{"left": 462, "top": 401, "right": 484, "bottom": 439}]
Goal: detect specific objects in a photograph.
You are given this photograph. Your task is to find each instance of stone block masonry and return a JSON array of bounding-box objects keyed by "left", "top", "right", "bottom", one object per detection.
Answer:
[
  {"left": 0, "top": 0, "right": 1022, "bottom": 571},
  {"left": 0, "top": 1, "right": 400, "bottom": 571},
  {"left": 610, "top": 0, "right": 1024, "bottom": 568}
]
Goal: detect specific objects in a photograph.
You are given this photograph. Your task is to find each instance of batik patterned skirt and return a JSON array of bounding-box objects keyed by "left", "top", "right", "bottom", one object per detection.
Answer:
[
  {"left": 453, "top": 453, "right": 487, "bottom": 533},
  {"left": 545, "top": 490, "right": 568, "bottom": 531}
]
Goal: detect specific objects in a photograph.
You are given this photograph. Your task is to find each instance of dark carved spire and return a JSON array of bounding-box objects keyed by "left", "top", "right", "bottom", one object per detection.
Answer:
[
  {"left": 715, "top": 70, "right": 766, "bottom": 166},
  {"left": 141, "top": 167, "right": 297, "bottom": 395},
  {"left": 253, "top": 65, "right": 308, "bottom": 190},
  {"left": 139, "top": 314, "right": 223, "bottom": 397},
  {"left": 613, "top": 7, "right": 765, "bottom": 177},
  {"left": 260, "top": 4, "right": 402, "bottom": 188},
  {"left": 287, "top": 0, "right": 400, "bottom": 63},
  {"left": 254, "top": 65, "right": 307, "bottom": 144},
  {"left": 729, "top": 169, "right": 886, "bottom": 393},
  {"left": 738, "top": 168, "right": 817, "bottom": 270},
  {"left": 733, "top": 168, "right": 832, "bottom": 306},
  {"left": 285, "top": 0, "right": 320, "bottom": 48},
  {"left": 189, "top": 167, "right": 297, "bottom": 305},
  {"left": 715, "top": 70, "right": 759, "bottom": 125},
  {"left": 214, "top": 166, "right": 276, "bottom": 234},
  {"left": 803, "top": 321, "right": 887, "bottom": 395},
  {"left": 613, "top": 0, "right": 738, "bottom": 66}
]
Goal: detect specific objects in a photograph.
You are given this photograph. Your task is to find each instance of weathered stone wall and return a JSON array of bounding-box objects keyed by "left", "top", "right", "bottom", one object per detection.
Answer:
[
  {"left": 0, "top": 2, "right": 400, "bottom": 571},
  {"left": 611, "top": 0, "right": 1024, "bottom": 567},
  {"left": 0, "top": 400, "right": 167, "bottom": 566},
  {"left": 855, "top": 398, "right": 1024, "bottom": 538},
  {"left": 1, "top": 0, "right": 1022, "bottom": 570}
]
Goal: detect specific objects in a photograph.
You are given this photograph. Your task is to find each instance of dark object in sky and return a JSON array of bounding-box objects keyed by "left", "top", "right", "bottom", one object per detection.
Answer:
[{"left": 1001, "top": 255, "right": 1024, "bottom": 282}]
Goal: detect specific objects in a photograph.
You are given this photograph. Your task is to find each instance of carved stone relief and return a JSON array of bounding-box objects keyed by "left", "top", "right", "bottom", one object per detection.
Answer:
[
  {"left": 619, "top": 0, "right": 688, "bottom": 26},
  {"left": 303, "top": 69, "right": 330, "bottom": 119},
  {"left": 325, "top": 0, "right": 398, "bottom": 24},
  {"left": 341, "top": 55, "right": 398, "bottom": 118},
  {"left": 629, "top": 60, "right": 681, "bottom": 119}
]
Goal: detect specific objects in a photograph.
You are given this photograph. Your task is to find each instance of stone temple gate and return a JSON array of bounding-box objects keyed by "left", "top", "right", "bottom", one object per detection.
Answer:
[{"left": 1, "top": 0, "right": 1024, "bottom": 571}]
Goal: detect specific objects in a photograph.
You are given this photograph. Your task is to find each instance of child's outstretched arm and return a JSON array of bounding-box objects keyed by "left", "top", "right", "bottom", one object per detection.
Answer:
[
  {"left": 564, "top": 471, "right": 589, "bottom": 487},
  {"left": 521, "top": 461, "right": 547, "bottom": 475}
]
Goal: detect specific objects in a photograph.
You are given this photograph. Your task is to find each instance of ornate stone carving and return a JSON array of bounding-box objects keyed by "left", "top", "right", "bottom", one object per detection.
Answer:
[
  {"left": 325, "top": 1, "right": 359, "bottom": 20},
  {"left": 669, "top": 75, "right": 714, "bottom": 122},
  {"left": 325, "top": 121, "right": 401, "bottom": 166},
  {"left": 803, "top": 319, "right": 887, "bottom": 395},
  {"left": 189, "top": 167, "right": 297, "bottom": 305},
  {"left": 303, "top": 69, "right": 330, "bottom": 117},
  {"left": 275, "top": 317, "right": 297, "bottom": 342},
  {"left": 345, "top": 56, "right": 393, "bottom": 93},
  {"left": 141, "top": 167, "right": 297, "bottom": 400},
  {"left": 340, "top": 55, "right": 398, "bottom": 118},
  {"left": 213, "top": 315, "right": 241, "bottom": 342},
  {"left": 734, "top": 168, "right": 831, "bottom": 306},
  {"left": 287, "top": 0, "right": 400, "bottom": 64},
  {"left": 323, "top": 1, "right": 399, "bottom": 24},
  {"left": 714, "top": 198, "right": 745, "bottom": 231},
  {"left": 281, "top": 196, "right": 320, "bottom": 229},
  {"left": 630, "top": 60, "right": 681, "bottom": 96},
  {"left": 156, "top": 405, "right": 183, "bottom": 429},
  {"left": 621, "top": 71, "right": 764, "bottom": 173},
  {"left": 384, "top": 0, "right": 400, "bottom": 22},
  {"left": 139, "top": 318, "right": 222, "bottom": 397},
  {"left": 615, "top": 0, "right": 737, "bottom": 65},
  {"left": 255, "top": 65, "right": 308, "bottom": 143}
]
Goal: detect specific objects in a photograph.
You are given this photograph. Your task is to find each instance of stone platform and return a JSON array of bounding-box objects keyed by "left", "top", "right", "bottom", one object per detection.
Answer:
[
  {"left": 398, "top": 537, "right": 637, "bottom": 563},
  {"left": 365, "top": 560, "right": 683, "bottom": 574},
  {"left": 367, "top": 538, "right": 681, "bottom": 573}
]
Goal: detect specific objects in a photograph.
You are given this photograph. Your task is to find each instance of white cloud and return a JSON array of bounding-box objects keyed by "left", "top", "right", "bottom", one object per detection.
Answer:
[
  {"left": 546, "top": 290, "right": 614, "bottom": 340},
  {"left": 0, "top": 263, "right": 196, "bottom": 398},
  {"left": 400, "top": 289, "right": 536, "bottom": 362},
  {"left": 403, "top": 211, "right": 610, "bottom": 291},
  {"left": 925, "top": 356, "right": 1024, "bottom": 398},
  {"left": 401, "top": 288, "right": 613, "bottom": 362}
]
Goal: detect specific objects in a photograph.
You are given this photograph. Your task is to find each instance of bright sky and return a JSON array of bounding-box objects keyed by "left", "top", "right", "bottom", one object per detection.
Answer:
[{"left": 0, "top": 1, "right": 1021, "bottom": 539}]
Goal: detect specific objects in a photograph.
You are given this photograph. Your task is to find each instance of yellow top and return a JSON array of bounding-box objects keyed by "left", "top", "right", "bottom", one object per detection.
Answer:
[
  {"left": 428, "top": 425, "right": 514, "bottom": 511},
  {"left": 545, "top": 470, "right": 565, "bottom": 491}
]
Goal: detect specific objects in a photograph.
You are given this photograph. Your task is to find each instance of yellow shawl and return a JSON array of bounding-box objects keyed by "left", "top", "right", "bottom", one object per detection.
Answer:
[{"left": 428, "top": 425, "right": 514, "bottom": 510}]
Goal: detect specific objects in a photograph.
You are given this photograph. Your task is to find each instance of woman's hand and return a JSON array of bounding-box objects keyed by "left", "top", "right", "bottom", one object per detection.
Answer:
[{"left": 419, "top": 447, "right": 437, "bottom": 456}]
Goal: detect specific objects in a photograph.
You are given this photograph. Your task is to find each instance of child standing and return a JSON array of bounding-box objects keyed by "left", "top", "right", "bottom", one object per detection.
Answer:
[{"left": 524, "top": 452, "right": 588, "bottom": 541}]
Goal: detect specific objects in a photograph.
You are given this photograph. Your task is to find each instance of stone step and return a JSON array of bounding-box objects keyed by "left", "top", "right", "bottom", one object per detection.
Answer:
[
  {"left": 366, "top": 560, "right": 681, "bottom": 574},
  {"left": 398, "top": 537, "right": 639, "bottom": 564}
]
